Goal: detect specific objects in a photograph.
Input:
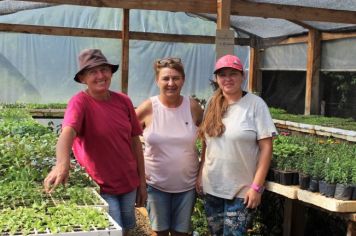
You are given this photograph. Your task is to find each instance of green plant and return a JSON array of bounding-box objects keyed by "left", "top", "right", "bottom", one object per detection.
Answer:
[
  {"left": 270, "top": 107, "right": 356, "bottom": 130},
  {"left": 273, "top": 136, "right": 307, "bottom": 171},
  {"left": 0, "top": 204, "right": 110, "bottom": 235},
  {"left": 191, "top": 197, "right": 209, "bottom": 236}
]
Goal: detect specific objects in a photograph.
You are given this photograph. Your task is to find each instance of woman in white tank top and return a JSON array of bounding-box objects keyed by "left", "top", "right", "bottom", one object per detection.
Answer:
[{"left": 136, "top": 58, "right": 203, "bottom": 236}]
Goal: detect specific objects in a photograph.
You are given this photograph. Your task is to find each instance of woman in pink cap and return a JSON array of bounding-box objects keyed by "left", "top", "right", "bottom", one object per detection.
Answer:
[{"left": 197, "top": 54, "right": 277, "bottom": 235}]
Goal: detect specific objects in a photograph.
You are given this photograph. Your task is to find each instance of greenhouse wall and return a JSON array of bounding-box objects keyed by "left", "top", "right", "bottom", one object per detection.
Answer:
[{"left": 0, "top": 5, "right": 250, "bottom": 106}]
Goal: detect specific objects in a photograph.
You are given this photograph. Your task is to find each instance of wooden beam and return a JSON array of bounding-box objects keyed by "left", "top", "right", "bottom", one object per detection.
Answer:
[
  {"left": 0, "top": 23, "right": 122, "bottom": 38},
  {"left": 20, "top": 0, "right": 217, "bottom": 13},
  {"left": 130, "top": 31, "right": 218, "bottom": 44},
  {"left": 304, "top": 29, "right": 321, "bottom": 115},
  {"left": 322, "top": 32, "right": 356, "bottom": 41},
  {"left": 217, "top": 0, "right": 231, "bottom": 30},
  {"left": 232, "top": 0, "right": 356, "bottom": 24},
  {"left": 288, "top": 20, "right": 315, "bottom": 31},
  {"left": 0, "top": 23, "right": 250, "bottom": 45},
  {"left": 277, "top": 35, "right": 308, "bottom": 45},
  {"left": 121, "top": 9, "right": 129, "bottom": 94},
  {"left": 131, "top": 31, "right": 250, "bottom": 45},
  {"left": 266, "top": 31, "right": 356, "bottom": 46},
  {"left": 21, "top": 0, "right": 356, "bottom": 24}
]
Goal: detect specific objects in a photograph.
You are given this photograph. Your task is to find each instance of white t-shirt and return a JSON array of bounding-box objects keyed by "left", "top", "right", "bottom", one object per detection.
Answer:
[{"left": 202, "top": 93, "right": 277, "bottom": 199}]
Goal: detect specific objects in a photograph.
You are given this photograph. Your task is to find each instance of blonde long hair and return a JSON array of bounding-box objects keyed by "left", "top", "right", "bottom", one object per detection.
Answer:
[{"left": 198, "top": 87, "right": 229, "bottom": 139}]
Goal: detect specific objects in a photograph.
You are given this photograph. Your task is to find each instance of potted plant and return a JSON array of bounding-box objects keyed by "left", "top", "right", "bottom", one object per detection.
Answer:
[
  {"left": 333, "top": 147, "right": 354, "bottom": 200},
  {"left": 296, "top": 153, "right": 312, "bottom": 190},
  {"left": 308, "top": 153, "right": 324, "bottom": 193},
  {"left": 272, "top": 137, "right": 301, "bottom": 185},
  {"left": 319, "top": 157, "right": 337, "bottom": 198},
  {"left": 351, "top": 162, "right": 356, "bottom": 200}
]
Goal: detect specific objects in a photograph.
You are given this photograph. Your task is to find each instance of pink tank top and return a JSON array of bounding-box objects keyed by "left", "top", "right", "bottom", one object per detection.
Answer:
[{"left": 143, "top": 96, "right": 199, "bottom": 192}]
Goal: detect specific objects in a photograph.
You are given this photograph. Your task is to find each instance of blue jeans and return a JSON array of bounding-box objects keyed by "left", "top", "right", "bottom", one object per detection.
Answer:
[
  {"left": 100, "top": 189, "right": 137, "bottom": 230},
  {"left": 204, "top": 194, "right": 253, "bottom": 236},
  {"left": 146, "top": 185, "right": 196, "bottom": 233}
]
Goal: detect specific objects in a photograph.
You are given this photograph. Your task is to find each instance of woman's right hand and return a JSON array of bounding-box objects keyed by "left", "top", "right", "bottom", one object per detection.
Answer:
[
  {"left": 196, "top": 171, "right": 203, "bottom": 195},
  {"left": 43, "top": 164, "right": 70, "bottom": 193}
]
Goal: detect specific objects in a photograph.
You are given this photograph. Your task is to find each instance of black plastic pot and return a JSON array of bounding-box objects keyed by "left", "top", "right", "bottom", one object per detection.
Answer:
[
  {"left": 319, "top": 181, "right": 336, "bottom": 198},
  {"left": 319, "top": 180, "right": 327, "bottom": 195},
  {"left": 279, "top": 171, "right": 296, "bottom": 185},
  {"left": 299, "top": 174, "right": 310, "bottom": 190},
  {"left": 334, "top": 183, "right": 353, "bottom": 200},
  {"left": 266, "top": 168, "right": 275, "bottom": 182},
  {"left": 293, "top": 172, "right": 299, "bottom": 185},
  {"left": 273, "top": 169, "right": 281, "bottom": 184},
  {"left": 352, "top": 184, "right": 356, "bottom": 200},
  {"left": 309, "top": 177, "right": 319, "bottom": 192}
]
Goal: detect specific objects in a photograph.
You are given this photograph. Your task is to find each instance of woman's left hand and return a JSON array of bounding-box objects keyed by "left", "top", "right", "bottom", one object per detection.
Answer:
[
  {"left": 136, "top": 183, "right": 147, "bottom": 207},
  {"left": 244, "top": 188, "right": 262, "bottom": 209}
]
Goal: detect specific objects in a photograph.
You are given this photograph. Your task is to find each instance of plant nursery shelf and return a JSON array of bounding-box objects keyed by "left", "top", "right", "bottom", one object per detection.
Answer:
[
  {"left": 273, "top": 119, "right": 356, "bottom": 142},
  {"left": 297, "top": 189, "right": 356, "bottom": 213},
  {"left": 29, "top": 109, "right": 65, "bottom": 118},
  {"left": 266, "top": 181, "right": 356, "bottom": 236},
  {"left": 266, "top": 181, "right": 356, "bottom": 213},
  {"left": 265, "top": 182, "right": 299, "bottom": 199}
]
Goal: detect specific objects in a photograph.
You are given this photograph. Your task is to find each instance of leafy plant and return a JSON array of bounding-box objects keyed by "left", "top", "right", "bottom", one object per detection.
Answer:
[
  {"left": 0, "top": 204, "right": 110, "bottom": 235},
  {"left": 273, "top": 136, "right": 307, "bottom": 171},
  {"left": 191, "top": 197, "right": 209, "bottom": 236},
  {"left": 270, "top": 107, "right": 356, "bottom": 130}
]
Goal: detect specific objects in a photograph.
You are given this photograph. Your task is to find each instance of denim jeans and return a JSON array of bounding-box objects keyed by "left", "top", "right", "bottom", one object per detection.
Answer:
[
  {"left": 146, "top": 185, "right": 196, "bottom": 233},
  {"left": 100, "top": 189, "right": 137, "bottom": 230}
]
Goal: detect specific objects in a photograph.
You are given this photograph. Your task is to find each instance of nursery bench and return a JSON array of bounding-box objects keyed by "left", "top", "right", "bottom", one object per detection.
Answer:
[{"left": 266, "top": 181, "right": 356, "bottom": 236}]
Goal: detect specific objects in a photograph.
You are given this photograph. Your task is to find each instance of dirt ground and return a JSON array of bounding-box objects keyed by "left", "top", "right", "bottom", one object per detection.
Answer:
[{"left": 131, "top": 208, "right": 152, "bottom": 236}]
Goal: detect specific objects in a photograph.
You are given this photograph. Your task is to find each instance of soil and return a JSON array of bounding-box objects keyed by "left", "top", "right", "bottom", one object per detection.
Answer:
[{"left": 132, "top": 208, "right": 152, "bottom": 236}]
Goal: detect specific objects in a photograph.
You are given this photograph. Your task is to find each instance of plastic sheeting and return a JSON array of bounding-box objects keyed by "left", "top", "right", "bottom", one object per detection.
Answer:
[
  {"left": 0, "top": 5, "right": 250, "bottom": 105},
  {"left": 260, "top": 44, "right": 307, "bottom": 71},
  {"left": 0, "top": 0, "right": 51, "bottom": 16},
  {"left": 260, "top": 39, "right": 356, "bottom": 72}
]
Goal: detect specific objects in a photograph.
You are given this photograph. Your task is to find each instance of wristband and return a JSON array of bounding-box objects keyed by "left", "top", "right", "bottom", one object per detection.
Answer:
[{"left": 250, "top": 183, "right": 265, "bottom": 193}]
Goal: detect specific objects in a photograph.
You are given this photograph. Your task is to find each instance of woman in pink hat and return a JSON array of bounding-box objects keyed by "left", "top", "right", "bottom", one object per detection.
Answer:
[
  {"left": 197, "top": 54, "right": 277, "bottom": 235},
  {"left": 43, "top": 49, "right": 147, "bottom": 236},
  {"left": 136, "top": 58, "right": 203, "bottom": 236}
]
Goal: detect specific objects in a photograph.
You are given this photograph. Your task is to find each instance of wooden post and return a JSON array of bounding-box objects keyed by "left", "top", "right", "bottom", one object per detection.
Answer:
[
  {"left": 248, "top": 38, "right": 261, "bottom": 95},
  {"left": 304, "top": 29, "right": 321, "bottom": 115},
  {"left": 216, "top": 0, "right": 234, "bottom": 59},
  {"left": 283, "top": 198, "right": 293, "bottom": 236},
  {"left": 121, "top": 8, "right": 129, "bottom": 94}
]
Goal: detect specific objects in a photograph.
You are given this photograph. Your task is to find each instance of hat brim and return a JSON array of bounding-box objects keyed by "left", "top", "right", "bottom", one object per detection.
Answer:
[
  {"left": 74, "top": 63, "right": 119, "bottom": 83},
  {"left": 214, "top": 66, "right": 243, "bottom": 74}
]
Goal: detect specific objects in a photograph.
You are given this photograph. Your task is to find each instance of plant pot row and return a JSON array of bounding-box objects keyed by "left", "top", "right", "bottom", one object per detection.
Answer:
[
  {"left": 267, "top": 169, "right": 356, "bottom": 201},
  {"left": 267, "top": 169, "right": 299, "bottom": 186},
  {"left": 304, "top": 177, "right": 356, "bottom": 201}
]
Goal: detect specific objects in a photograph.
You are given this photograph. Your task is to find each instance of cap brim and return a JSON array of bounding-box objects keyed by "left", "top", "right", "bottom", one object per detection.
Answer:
[
  {"left": 214, "top": 66, "right": 243, "bottom": 74},
  {"left": 74, "top": 63, "right": 119, "bottom": 83}
]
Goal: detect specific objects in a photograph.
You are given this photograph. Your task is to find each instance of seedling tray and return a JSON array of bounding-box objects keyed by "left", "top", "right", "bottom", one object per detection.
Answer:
[{"left": 0, "top": 206, "right": 121, "bottom": 236}]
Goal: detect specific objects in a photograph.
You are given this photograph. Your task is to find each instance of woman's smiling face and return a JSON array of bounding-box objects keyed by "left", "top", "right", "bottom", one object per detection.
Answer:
[{"left": 156, "top": 67, "right": 185, "bottom": 98}]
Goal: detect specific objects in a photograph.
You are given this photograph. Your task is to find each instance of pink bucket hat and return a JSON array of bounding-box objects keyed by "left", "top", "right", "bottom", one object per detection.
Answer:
[
  {"left": 74, "top": 49, "right": 119, "bottom": 83},
  {"left": 214, "top": 54, "right": 243, "bottom": 74}
]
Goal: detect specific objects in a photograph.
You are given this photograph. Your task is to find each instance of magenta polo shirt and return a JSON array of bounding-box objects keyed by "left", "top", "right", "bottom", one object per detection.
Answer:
[{"left": 63, "top": 91, "right": 142, "bottom": 194}]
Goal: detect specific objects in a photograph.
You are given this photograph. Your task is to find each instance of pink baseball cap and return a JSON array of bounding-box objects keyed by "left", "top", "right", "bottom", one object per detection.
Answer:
[{"left": 214, "top": 54, "right": 243, "bottom": 74}]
